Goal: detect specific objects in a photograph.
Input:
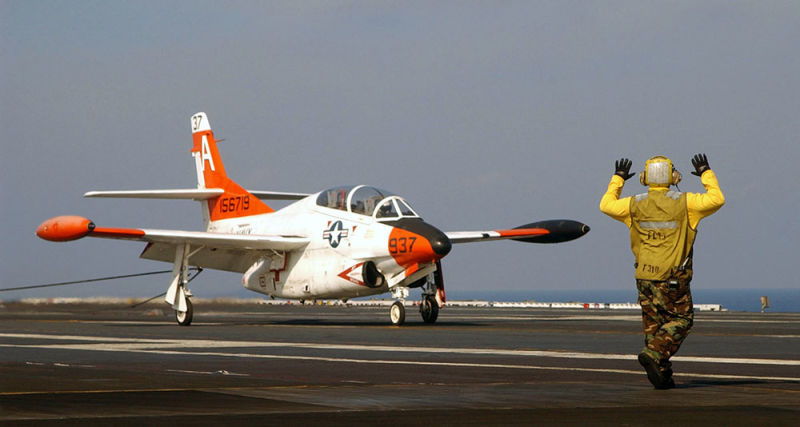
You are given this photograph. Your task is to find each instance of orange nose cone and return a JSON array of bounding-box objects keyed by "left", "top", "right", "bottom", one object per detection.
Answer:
[
  {"left": 388, "top": 224, "right": 451, "bottom": 267},
  {"left": 36, "top": 216, "right": 95, "bottom": 241}
]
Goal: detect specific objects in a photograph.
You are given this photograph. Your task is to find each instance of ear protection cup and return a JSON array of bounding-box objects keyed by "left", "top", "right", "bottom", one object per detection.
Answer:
[
  {"left": 672, "top": 169, "right": 681, "bottom": 186},
  {"left": 639, "top": 172, "right": 646, "bottom": 186}
]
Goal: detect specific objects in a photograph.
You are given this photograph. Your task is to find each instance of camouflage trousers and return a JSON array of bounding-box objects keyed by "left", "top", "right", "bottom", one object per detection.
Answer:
[{"left": 636, "top": 278, "right": 694, "bottom": 366}]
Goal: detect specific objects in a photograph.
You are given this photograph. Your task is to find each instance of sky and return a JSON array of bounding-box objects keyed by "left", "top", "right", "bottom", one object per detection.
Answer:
[{"left": 2, "top": 1, "right": 798, "bottom": 302}]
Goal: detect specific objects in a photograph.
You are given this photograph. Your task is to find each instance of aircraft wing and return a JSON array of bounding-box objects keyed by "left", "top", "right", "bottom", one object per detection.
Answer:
[
  {"left": 36, "top": 216, "right": 309, "bottom": 273},
  {"left": 93, "top": 227, "right": 309, "bottom": 273},
  {"left": 89, "top": 227, "right": 309, "bottom": 251},
  {"left": 85, "top": 189, "right": 310, "bottom": 201},
  {"left": 446, "top": 220, "right": 590, "bottom": 244},
  {"left": 445, "top": 228, "right": 549, "bottom": 244}
]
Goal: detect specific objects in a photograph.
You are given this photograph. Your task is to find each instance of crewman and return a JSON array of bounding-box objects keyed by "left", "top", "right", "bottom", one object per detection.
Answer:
[{"left": 600, "top": 154, "right": 725, "bottom": 389}]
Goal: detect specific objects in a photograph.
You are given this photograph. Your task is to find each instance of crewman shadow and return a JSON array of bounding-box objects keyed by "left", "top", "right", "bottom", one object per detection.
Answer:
[{"left": 678, "top": 379, "right": 777, "bottom": 389}]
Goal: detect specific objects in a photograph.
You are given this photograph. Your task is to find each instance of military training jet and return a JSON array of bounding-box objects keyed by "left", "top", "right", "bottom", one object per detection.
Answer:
[{"left": 36, "top": 113, "right": 589, "bottom": 326}]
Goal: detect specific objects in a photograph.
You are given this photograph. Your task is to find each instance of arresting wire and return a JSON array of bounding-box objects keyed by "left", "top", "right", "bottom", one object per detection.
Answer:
[{"left": 0, "top": 268, "right": 199, "bottom": 293}]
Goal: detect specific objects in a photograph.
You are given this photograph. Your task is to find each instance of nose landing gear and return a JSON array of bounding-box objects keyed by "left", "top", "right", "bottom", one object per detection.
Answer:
[
  {"left": 389, "top": 263, "right": 445, "bottom": 326},
  {"left": 389, "top": 285, "right": 409, "bottom": 326},
  {"left": 390, "top": 300, "right": 405, "bottom": 326}
]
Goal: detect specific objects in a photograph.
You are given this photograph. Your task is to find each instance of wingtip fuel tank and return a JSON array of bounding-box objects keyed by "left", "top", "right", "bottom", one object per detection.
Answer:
[
  {"left": 512, "top": 219, "right": 589, "bottom": 244},
  {"left": 36, "top": 216, "right": 95, "bottom": 242}
]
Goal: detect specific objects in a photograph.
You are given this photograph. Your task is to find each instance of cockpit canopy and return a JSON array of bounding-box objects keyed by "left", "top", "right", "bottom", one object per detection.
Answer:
[{"left": 316, "top": 185, "right": 419, "bottom": 220}]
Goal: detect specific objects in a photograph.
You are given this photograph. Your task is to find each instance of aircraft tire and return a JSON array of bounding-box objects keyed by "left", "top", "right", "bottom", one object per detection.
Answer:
[
  {"left": 390, "top": 301, "right": 405, "bottom": 326},
  {"left": 420, "top": 296, "right": 439, "bottom": 324},
  {"left": 175, "top": 298, "right": 193, "bottom": 326}
]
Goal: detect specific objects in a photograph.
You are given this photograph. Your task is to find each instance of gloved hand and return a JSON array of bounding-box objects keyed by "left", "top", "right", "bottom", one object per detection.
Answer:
[
  {"left": 691, "top": 153, "right": 710, "bottom": 177},
  {"left": 614, "top": 158, "right": 635, "bottom": 181}
]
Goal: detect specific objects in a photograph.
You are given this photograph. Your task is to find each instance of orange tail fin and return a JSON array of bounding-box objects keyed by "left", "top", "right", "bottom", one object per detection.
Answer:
[{"left": 190, "top": 112, "right": 273, "bottom": 223}]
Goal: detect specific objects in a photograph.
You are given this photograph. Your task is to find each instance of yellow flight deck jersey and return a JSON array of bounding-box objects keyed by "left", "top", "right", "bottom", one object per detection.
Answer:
[{"left": 599, "top": 170, "right": 725, "bottom": 281}]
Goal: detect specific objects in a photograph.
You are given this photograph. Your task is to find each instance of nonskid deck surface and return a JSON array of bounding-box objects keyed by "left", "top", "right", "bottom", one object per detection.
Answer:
[{"left": 1, "top": 301, "right": 798, "bottom": 425}]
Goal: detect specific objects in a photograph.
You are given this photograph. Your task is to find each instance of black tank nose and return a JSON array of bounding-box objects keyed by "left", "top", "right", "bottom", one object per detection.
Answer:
[
  {"left": 511, "top": 219, "right": 590, "bottom": 244},
  {"left": 428, "top": 230, "right": 452, "bottom": 257}
]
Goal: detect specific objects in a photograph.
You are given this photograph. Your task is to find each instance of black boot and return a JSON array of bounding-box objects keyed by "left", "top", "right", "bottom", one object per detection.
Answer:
[{"left": 638, "top": 352, "right": 674, "bottom": 389}]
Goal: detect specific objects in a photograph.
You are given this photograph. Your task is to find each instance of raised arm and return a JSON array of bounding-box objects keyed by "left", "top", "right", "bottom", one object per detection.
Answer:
[
  {"left": 599, "top": 158, "right": 634, "bottom": 227},
  {"left": 686, "top": 154, "right": 725, "bottom": 228}
]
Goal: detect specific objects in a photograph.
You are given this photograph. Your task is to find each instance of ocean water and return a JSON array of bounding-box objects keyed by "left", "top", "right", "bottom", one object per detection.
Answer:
[{"left": 446, "top": 288, "right": 800, "bottom": 313}]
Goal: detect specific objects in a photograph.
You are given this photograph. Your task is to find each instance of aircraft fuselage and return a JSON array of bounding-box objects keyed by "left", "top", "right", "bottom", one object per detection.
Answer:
[{"left": 199, "top": 190, "right": 449, "bottom": 301}]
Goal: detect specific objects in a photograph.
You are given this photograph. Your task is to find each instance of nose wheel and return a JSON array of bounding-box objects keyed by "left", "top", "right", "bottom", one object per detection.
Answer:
[{"left": 390, "top": 301, "right": 405, "bottom": 326}]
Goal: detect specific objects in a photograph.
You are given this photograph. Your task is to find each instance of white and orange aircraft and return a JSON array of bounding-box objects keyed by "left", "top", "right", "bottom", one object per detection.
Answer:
[{"left": 36, "top": 112, "right": 589, "bottom": 326}]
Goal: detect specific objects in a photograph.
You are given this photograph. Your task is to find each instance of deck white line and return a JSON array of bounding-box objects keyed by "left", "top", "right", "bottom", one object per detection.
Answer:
[
  {"left": 2, "top": 333, "right": 799, "bottom": 368},
  {"left": 4, "top": 342, "right": 799, "bottom": 383}
]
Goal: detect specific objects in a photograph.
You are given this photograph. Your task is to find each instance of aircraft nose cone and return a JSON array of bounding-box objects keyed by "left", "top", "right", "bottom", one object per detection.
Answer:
[
  {"left": 429, "top": 231, "right": 452, "bottom": 257},
  {"left": 410, "top": 221, "right": 451, "bottom": 258},
  {"left": 390, "top": 218, "right": 452, "bottom": 260}
]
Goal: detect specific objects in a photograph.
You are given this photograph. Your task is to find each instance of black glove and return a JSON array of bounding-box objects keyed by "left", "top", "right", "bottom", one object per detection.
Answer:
[
  {"left": 614, "top": 158, "right": 635, "bottom": 181},
  {"left": 691, "top": 153, "right": 710, "bottom": 177}
]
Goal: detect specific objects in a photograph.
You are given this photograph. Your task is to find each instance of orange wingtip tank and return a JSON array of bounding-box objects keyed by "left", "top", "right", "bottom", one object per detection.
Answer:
[{"left": 36, "top": 216, "right": 95, "bottom": 241}]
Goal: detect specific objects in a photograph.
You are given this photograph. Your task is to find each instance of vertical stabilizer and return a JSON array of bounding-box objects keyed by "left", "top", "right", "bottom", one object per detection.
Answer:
[{"left": 190, "top": 112, "right": 273, "bottom": 227}]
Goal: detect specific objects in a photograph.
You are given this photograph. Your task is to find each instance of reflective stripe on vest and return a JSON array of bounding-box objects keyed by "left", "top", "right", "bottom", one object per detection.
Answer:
[
  {"left": 629, "top": 190, "right": 695, "bottom": 281},
  {"left": 638, "top": 221, "right": 678, "bottom": 229}
]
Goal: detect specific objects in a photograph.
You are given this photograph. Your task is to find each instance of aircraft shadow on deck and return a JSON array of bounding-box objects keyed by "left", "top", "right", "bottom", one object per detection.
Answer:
[{"left": 223, "top": 318, "right": 484, "bottom": 327}]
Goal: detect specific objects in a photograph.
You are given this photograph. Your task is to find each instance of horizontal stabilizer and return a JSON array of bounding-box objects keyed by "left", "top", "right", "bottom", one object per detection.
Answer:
[
  {"left": 85, "top": 189, "right": 310, "bottom": 201},
  {"left": 85, "top": 189, "right": 224, "bottom": 200}
]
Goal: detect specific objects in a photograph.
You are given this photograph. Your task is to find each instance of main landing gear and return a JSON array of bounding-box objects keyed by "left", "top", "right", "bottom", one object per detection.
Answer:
[
  {"left": 419, "top": 295, "right": 439, "bottom": 323},
  {"left": 166, "top": 244, "right": 201, "bottom": 327},
  {"left": 175, "top": 298, "right": 193, "bottom": 326},
  {"left": 418, "top": 265, "right": 443, "bottom": 324}
]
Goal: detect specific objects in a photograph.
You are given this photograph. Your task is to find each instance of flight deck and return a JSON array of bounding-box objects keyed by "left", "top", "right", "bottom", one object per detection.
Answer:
[{"left": 1, "top": 300, "right": 798, "bottom": 425}]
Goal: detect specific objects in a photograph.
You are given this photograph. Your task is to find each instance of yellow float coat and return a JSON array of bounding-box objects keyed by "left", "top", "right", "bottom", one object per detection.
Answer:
[{"left": 599, "top": 170, "right": 725, "bottom": 280}]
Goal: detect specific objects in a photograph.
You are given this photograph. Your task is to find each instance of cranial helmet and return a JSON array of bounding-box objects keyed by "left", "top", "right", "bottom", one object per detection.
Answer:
[{"left": 639, "top": 156, "right": 682, "bottom": 187}]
